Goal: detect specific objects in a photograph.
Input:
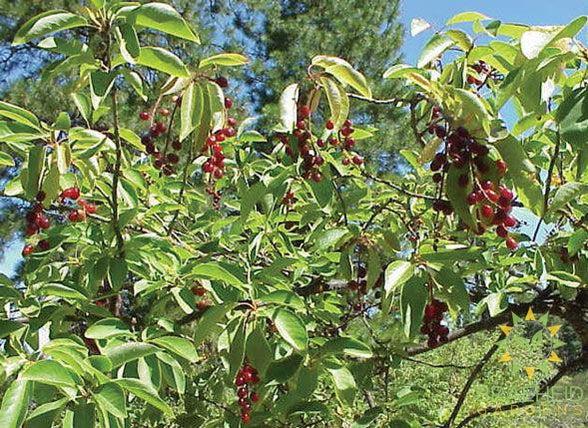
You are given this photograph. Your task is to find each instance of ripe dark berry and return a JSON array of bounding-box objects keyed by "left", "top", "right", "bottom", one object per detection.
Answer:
[
  {"left": 155, "top": 121, "right": 167, "bottom": 134},
  {"left": 215, "top": 76, "right": 229, "bottom": 88},
  {"left": 296, "top": 120, "right": 306, "bottom": 130},
  {"left": 141, "top": 134, "right": 152, "bottom": 146},
  {"left": 342, "top": 158, "right": 350, "bottom": 166},
  {"left": 481, "top": 180, "right": 494, "bottom": 191},
  {"left": 466, "top": 192, "right": 478, "bottom": 205},
  {"left": 38, "top": 239, "right": 50, "bottom": 252},
  {"left": 36, "top": 191, "right": 46, "bottom": 202},
  {"left": 343, "top": 119, "right": 352, "bottom": 127},
  {"left": 250, "top": 392, "right": 259, "bottom": 403},
  {"left": 167, "top": 153, "right": 179, "bottom": 164},
  {"left": 22, "top": 244, "right": 34, "bottom": 257},
  {"left": 432, "top": 173, "right": 443, "bottom": 183},
  {"left": 326, "top": 120, "right": 334, "bottom": 130},
  {"left": 35, "top": 213, "right": 50, "bottom": 229},
  {"left": 316, "top": 139, "right": 325, "bottom": 148},
  {"left": 352, "top": 155, "right": 363, "bottom": 165},
  {"left": 224, "top": 97, "right": 233, "bottom": 109},
  {"left": 172, "top": 140, "right": 182, "bottom": 151},
  {"left": 434, "top": 125, "right": 446, "bottom": 138},
  {"left": 496, "top": 225, "right": 508, "bottom": 238},
  {"left": 311, "top": 171, "right": 322, "bottom": 182},
  {"left": 139, "top": 111, "right": 150, "bottom": 121}
]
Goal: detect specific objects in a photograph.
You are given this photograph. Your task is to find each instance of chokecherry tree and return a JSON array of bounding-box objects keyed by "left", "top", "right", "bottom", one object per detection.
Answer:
[{"left": 0, "top": 2, "right": 586, "bottom": 427}]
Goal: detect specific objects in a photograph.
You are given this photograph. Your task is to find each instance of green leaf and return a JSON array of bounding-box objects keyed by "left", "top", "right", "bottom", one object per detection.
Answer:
[
  {"left": 270, "top": 308, "right": 308, "bottom": 351},
  {"left": 557, "top": 87, "right": 588, "bottom": 148},
  {"left": 116, "top": 24, "right": 140, "bottom": 63},
  {"left": 265, "top": 353, "right": 304, "bottom": 383},
  {"left": 400, "top": 274, "right": 428, "bottom": 339},
  {"left": 133, "top": 2, "right": 199, "bottom": 43},
  {"left": 434, "top": 267, "right": 469, "bottom": 313},
  {"left": 199, "top": 53, "right": 248, "bottom": 68},
  {"left": 180, "top": 83, "right": 203, "bottom": 141},
  {"left": 309, "top": 176, "right": 333, "bottom": 208},
  {"left": 418, "top": 34, "right": 454, "bottom": 68},
  {"left": 53, "top": 112, "right": 71, "bottom": 130},
  {"left": 115, "top": 379, "right": 172, "bottom": 415},
  {"left": 189, "top": 262, "right": 244, "bottom": 287},
  {"left": 0, "top": 380, "right": 30, "bottom": 428},
  {"left": 314, "top": 228, "right": 348, "bottom": 251},
  {"left": 90, "top": 70, "right": 116, "bottom": 98},
  {"left": 121, "top": 70, "right": 146, "bottom": 101},
  {"left": 108, "top": 257, "right": 128, "bottom": 291},
  {"left": 384, "top": 261, "right": 414, "bottom": 296},
  {"left": 568, "top": 229, "right": 588, "bottom": 256},
  {"left": 0, "top": 101, "right": 40, "bottom": 130},
  {"left": 24, "top": 145, "right": 45, "bottom": 199},
  {"left": 319, "top": 337, "right": 373, "bottom": 359},
  {"left": 312, "top": 55, "right": 371, "bottom": 98},
  {"left": 105, "top": 342, "right": 160, "bottom": 368},
  {"left": 259, "top": 290, "right": 304, "bottom": 310},
  {"left": 39, "top": 283, "right": 87, "bottom": 301},
  {"left": 86, "top": 318, "right": 131, "bottom": 339},
  {"left": 71, "top": 93, "right": 91, "bottom": 125},
  {"left": 137, "top": 47, "right": 190, "bottom": 78},
  {"left": 193, "top": 303, "right": 233, "bottom": 346},
  {"left": 246, "top": 326, "right": 272, "bottom": 376},
  {"left": 446, "top": 11, "right": 492, "bottom": 25},
  {"left": 0, "top": 152, "right": 14, "bottom": 167},
  {"left": 228, "top": 318, "right": 247, "bottom": 379},
  {"left": 64, "top": 403, "right": 95, "bottom": 428},
  {"left": 277, "top": 83, "right": 299, "bottom": 132},
  {"left": 325, "top": 363, "right": 357, "bottom": 406},
  {"left": 21, "top": 360, "right": 76, "bottom": 388},
  {"left": 0, "top": 320, "right": 25, "bottom": 338},
  {"left": 320, "top": 77, "right": 349, "bottom": 130},
  {"left": 149, "top": 336, "right": 198, "bottom": 362},
  {"left": 13, "top": 10, "right": 87, "bottom": 45},
  {"left": 25, "top": 398, "right": 68, "bottom": 428},
  {"left": 94, "top": 382, "right": 127, "bottom": 419},
  {"left": 549, "top": 182, "right": 588, "bottom": 214}
]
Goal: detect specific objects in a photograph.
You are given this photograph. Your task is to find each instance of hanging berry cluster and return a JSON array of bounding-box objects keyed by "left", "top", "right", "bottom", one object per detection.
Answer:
[
  {"left": 278, "top": 105, "right": 363, "bottom": 182},
  {"left": 234, "top": 363, "right": 260, "bottom": 424},
  {"left": 22, "top": 187, "right": 96, "bottom": 257},
  {"left": 421, "top": 299, "right": 449, "bottom": 348},
  {"left": 428, "top": 119, "right": 519, "bottom": 250},
  {"left": 201, "top": 96, "right": 238, "bottom": 208},
  {"left": 139, "top": 103, "right": 180, "bottom": 176},
  {"left": 467, "top": 60, "right": 501, "bottom": 88}
]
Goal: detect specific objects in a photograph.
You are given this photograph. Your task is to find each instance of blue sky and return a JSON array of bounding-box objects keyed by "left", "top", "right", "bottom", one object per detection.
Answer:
[{"left": 400, "top": 0, "right": 587, "bottom": 64}]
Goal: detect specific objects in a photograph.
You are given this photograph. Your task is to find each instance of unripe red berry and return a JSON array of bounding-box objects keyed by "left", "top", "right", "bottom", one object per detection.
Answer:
[
  {"left": 22, "top": 244, "right": 34, "bottom": 257},
  {"left": 159, "top": 108, "right": 170, "bottom": 117},
  {"left": 481, "top": 180, "right": 494, "bottom": 191},
  {"left": 296, "top": 120, "right": 306, "bottom": 130},
  {"left": 61, "top": 187, "right": 80, "bottom": 200},
  {"left": 343, "top": 119, "right": 352, "bottom": 127},
  {"left": 504, "top": 216, "right": 517, "bottom": 228},
  {"left": 298, "top": 105, "right": 310, "bottom": 119},
  {"left": 500, "top": 187, "right": 514, "bottom": 201},
  {"left": 506, "top": 237, "right": 518, "bottom": 251},
  {"left": 213, "top": 168, "right": 224, "bottom": 179},
  {"left": 227, "top": 117, "right": 237, "bottom": 127},
  {"left": 224, "top": 97, "right": 233, "bottom": 109},
  {"left": 241, "top": 412, "right": 251, "bottom": 424},
  {"left": 352, "top": 154, "right": 363, "bottom": 165},
  {"left": 35, "top": 213, "right": 50, "bottom": 229},
  {"left": 237, "top": 387, "right": 248, "bottom": 398},
  {"left": 139, "top": 111, "right": 150, "bottom": 121},
  {"left": 311, "top": 171, "right": 322, "bottom": 182},
  {"left": 342, "top": 158, "right": 350, "bottom": 166},
  {"left": 496, "top": 159, "right": 508, "bottom": 175},
  {"left": 485, "top": 189, "right": 499, "bottom": 203},
  {"left": 481, "top": 204, "right": 494, "bottom": 218},
  {"left": 326, "top": 120, "right": 334, "bottom": 130}
]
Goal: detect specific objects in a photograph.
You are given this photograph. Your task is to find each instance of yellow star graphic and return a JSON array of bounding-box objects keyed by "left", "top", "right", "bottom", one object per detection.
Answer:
[
  {"left": 499, "top": 352, "right": 512, "bottom": 363},
  {"left": 524, "top": 367, "right": 536, "bottom": 379},
  {"left": 547, "top": 325, "right": 561, "bottom": 337},
  {"left": 525, "top": 307, "right": 536, "bottom": 321},
  {"left": 499, "top": 324, "right": 514, "bottom": 336},
  {"left": 548, "top": 351, "right": 562, "bottom": 363}
]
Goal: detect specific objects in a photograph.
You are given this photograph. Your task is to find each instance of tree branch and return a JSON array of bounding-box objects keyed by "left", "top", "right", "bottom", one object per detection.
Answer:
[
  {"left": 453, "top": 353, "right": 588, "bottom": 428},
  {"left": 442, "top": 340, "right": 501, "bottom": 427},
  {"left": 362, "top": 172, "right": 437, "bottom": 201},
  {"left": 532, "top": 128, "right": 561, "bottom": 242}
]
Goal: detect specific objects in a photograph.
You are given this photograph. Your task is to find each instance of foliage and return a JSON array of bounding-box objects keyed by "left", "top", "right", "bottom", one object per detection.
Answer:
[{"left": 0, "top": 2, "right": 587, "bottom": 427}]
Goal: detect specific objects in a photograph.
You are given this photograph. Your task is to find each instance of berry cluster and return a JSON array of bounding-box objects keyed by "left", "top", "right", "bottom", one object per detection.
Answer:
[
  {"left": 139, "top": 104, "right": 180, "bottom": 176},
  {"left": 348, "top": 265, "right": 368, "bottom": 313},
  {"left": 428, "top": 121, "right": 519, "bottom": 250},
  {"left": 278, "top": 106, "right": 363, "bottom": 182},
  {"left": 281, "top": 190, "right": 296, "bottom": 207},
  {"left": 467, "top": 60, "right": 500, "bottom": 87},
  {"left": 421, "top": 299, "right": 449, "bottom": 348},
  {"left": 22, "top": 187, "right": 96, "bottom": 257},
  {"left": 234, "top": 363, "right": 260, "bottom": 424}
]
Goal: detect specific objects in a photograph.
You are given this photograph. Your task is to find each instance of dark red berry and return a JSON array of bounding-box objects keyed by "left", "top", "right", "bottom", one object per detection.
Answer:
[
  {"left": 481, "top": 204, "right": 494, "bottom": 218},
  {"left": 38, "top": 239, "right": 50, "bottom": 252},
  {"left": 496, "top": 159, "right": 508, "bottom": 175},
  {"left": 326, "top": 120, "right": 334, "bottom": 130},
  {"left": 215, "top": 76, "right": 229, "bottom": 88},
  {"left": 139, "top": 111, "right": 150, "bottom": 121},
  {"left": 36, "top": 191, "right": 46, "bottom": 202},
  {"left": 224, "top": 97, "right": 233, "bottom": 109},
  {"left": 496, "top": 225, "right": 508, "bottom": 238},
  {"left": 61, "top": 187, "right": 80, "bottom": 200}
]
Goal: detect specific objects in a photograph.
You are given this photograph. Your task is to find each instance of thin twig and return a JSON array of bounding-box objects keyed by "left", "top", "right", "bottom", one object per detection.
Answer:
[
  {"left": 532, "top": 128, "right": 561, "bottom": 242},
  {"left": 363, "top": 172, "right": 437, "bottom": 201}
]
